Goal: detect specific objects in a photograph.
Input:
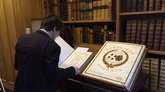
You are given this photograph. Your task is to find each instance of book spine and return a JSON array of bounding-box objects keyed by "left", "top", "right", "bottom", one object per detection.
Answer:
[
  {"left": 131, "top": 20, "right": 137, "bottom": 43},
  {"left": 160, "top": 20, "right": 165, "bottom": 51},
  {"left": 137, "top": 0, "right": 144, "bottom": 11},
  {"left": 155, "top": 0, "right": 161, "bottom": 10},
  {"left": 159, "top": 59, "right": 165, "bottom": 91},
  {"left": 148, "top": 0, "right": 155, "bottom": 11},
  {"left": 131, "top": 0, "right": 137, "bottom": 12},
  {"left": 153, "top": 19, "right": 163, "bottom": 50},
  {"left": 147, "top": 20, "right": 156, "bottom": 50},
  {"left": 141, "top": 20, "right": 149, "bottom": 45},
  {"left": 143, "top": 0, "right": 149, "bottom": 11},
  {"left": 126, "top": 20, "right": 132, "bottom": 42},
  {"left": 89, "top": 0, "right": 93, "bottom": 20},
  {"left": 126, "top": 0, "right": 132, "bottom": 12},
  {"left": 150, "top": 58, "right": 159, "bottom": 91},
  {"left": 136, "top": 20, "right": 142, "bottom": 44},
  {"left": 71, "top": 0, "right": 77, "bottom": 21},
  {"left": 67, "top": 0, "right": 72, "bottom": 21},
  {"left": 161, "top": 0, "right": 165, "bottom": 10},
  {"left": 76, "top": 0, "right": 81, "bottom": 21}
]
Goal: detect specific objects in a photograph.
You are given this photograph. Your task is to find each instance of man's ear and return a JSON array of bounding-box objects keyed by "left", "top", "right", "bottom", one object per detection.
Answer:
[{"left": 53, "top": 27, "right": 57, "bottom": 32}]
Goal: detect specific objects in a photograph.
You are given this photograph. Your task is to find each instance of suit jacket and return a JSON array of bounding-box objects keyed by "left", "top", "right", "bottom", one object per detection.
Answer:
[{"left": 14, "top": 30, "right": 75, "bottom": 92}]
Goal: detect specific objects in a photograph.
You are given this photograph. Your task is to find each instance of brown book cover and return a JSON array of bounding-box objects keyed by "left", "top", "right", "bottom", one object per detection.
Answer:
[
  {"left": 71, "top": 0, "right": 77, "bottom": 21},
  {"left": 160, "top": 20, "right": 165, "bottom": 51},
  {"left": 67, "top": 0, "right": 72, "bottom": 21},
  {"left": 153, "top": 19, "right": 163, "bottom": 50},
  {"left": 88, "top": 0, "right": 93, "bottom": 20},
  {"left": 131, "top": 20, "right": 137, "bottom": 43},
  {"left": 155, "top": 0, "right": 161, "bottom": 10},
  {"left": 93, "top": 0, "right": 97, "bottom": 20},
  {"left": 126, "top": 20, "right": 132, "bottom": 42},
  {"left": 141, "top": 20, "right": 149, "bottom": 45},
  {"left": 147, "top": 20, "right": 156, "bottom": 50},
  {"left": 72, "top": 27, "right": 82, "bottom": 45},
  {"left": 148, "top": 0, "right": 155, "bottom": 11},
  {"left": 161, "top": 0, "right": 165, "bottom": 10},
  {"left": 136, "top": 20, "right": 142, "bottom": 44},
  {"left": 143, "top": 0, "right": 149, "bottom": 11}
]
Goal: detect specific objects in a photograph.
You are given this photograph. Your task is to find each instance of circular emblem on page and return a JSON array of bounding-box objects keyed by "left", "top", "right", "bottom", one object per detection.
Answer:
[{"left": 103, "top": 50, "right": 129, "bottom": 68}]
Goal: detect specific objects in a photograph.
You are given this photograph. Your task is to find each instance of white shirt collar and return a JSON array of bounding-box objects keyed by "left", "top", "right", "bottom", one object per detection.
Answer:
[{"left": 40, "top": 29, "right": 50, "bottom": 37}]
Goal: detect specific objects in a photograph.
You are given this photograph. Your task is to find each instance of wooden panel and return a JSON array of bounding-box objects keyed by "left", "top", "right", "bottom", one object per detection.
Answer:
[
  {"left": 30, "top": 0, "right": 44, "bottom": 18},
  {"left": 13, "top": 0, "right": 26, "bottom": 37},
  {"left": 19, "top": 0, "right": 32, "bottom": 27},
  {"left": 0, "top": 21, "right": 7, "bottom": 79},
  {"left": 0, "top": 0, "right": 15, "bottom": 82}
]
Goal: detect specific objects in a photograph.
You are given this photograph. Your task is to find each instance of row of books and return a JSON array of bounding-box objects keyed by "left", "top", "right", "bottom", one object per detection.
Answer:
[
  {"left": 126, "top": 0, "right": 165, "bottom": 12},
  {"left": 54, "top": 0, "right": 113, "bottom": 21},
  {"left": 125, "top": 19, "right": 165, "bottom": 51},
  {"left": 142, "top": 58, "right": 165, "bottom": 91},
  {"left": 71, "top": 25, "right": 115, "bottom": 45}
]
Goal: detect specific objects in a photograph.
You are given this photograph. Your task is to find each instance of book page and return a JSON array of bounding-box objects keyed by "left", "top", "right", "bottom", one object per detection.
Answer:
[
  {"left": 59, "top": 51, "right": 93, "bottom": 69},
  {"left": 55, "top": 36, "right": 74, "bottom": 66}
]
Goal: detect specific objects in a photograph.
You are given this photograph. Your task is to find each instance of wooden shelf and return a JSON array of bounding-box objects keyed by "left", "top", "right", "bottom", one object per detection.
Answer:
[
  {"left": 63, "top": 20, "right": 113, "bottom": 24},
  {"left": 120, "top": 11, "right": 165, "bottom": 16},
  {"left": 147, "top": 50, "right": 165, "bottom": 56}
]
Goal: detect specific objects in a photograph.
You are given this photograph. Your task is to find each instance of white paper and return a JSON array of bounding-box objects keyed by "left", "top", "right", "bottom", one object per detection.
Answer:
[
  {"left": 55, "top": 36, "right": 74, "bottom": 66},
  {"left": 75, "top": 47, "right": 89, "bottom": 52},
  {"left": 59, "top": 51, "right": 93, "bottom": 69}
]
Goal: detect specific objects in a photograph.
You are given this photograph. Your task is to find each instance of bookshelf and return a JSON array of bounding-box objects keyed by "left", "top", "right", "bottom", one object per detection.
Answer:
[
  {"left": 117, "top": 0, "right": 165, "bottom": 91},
  {"left": 52, "top": 0, "right": 117, "bottom": 48},
  {"left": 117, "top": 0, "right": 165, "bottom": 55}
]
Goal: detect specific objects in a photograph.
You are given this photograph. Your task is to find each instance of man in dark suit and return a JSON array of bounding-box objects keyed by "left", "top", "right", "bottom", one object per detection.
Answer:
[{"left": 14, "top": 15, "right": 80, "bottom": 92}]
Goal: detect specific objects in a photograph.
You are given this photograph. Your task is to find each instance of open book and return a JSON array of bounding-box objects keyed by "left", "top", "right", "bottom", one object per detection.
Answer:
[
  {"left": 59, "top": 48, "right": 93, "bottom": 72},
  {"left": 55, "top": 36, "right": 93, "bottom": 72},
  {"left": 81, "top": 41, "right": 147, "bottom": 91},
  {"left": 55, "top": 36, "right": 74, "bottom": 66}
]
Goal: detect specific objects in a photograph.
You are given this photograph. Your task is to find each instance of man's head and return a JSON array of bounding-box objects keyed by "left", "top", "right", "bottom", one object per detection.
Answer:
[{"left": 41, "top": 15, "right": 63, "bottom": 39}]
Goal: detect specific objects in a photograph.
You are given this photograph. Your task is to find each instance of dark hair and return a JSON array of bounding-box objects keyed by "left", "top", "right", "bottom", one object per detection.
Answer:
[{"left": 41, "top": 15, "right": 63, "bottom": 32}]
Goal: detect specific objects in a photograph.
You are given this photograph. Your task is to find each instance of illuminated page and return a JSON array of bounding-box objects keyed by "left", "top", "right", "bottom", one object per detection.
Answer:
[
  {"left": 55, "top": 36, "right": 74, "bottom": 66},
  {"left": 82, "top": 41, "right": 146, "bottom": 90}
]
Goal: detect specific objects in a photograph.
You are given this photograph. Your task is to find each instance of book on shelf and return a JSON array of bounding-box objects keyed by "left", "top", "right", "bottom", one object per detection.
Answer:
[
  {"left": 160, "top": 20, "right": 165, "bottom": 51},
  {"left": 141, "top": 20, "right": 149, "bottom": 45},
  {"left": 159, "top": 59, "right": 165, "bottom": 90},
  {"left": 131, "top": 20, "right": 137, "bottom": 43},
  {"left": 148, "top": 0, "right": 155, "bottom": 11},
  {"left": 126, "top": 20, "right": 132, "bottom": 42},
  {"left": 161, "top": 0, "right": 165, "bottom": 10},
  {"left": 155, "top": 0, "right": 161, "bottom": 10},
  {"left": 147, "top": 19, "right": 156, "bottom": 50},
  {"left": 136, "top": 20, "right": 142, "bottom": 44},
  {"left": 81, "top": 41, "right": 147, "bottom": 91},
  {"left": 59, "top": 47, "right": 93, "bottom": 72},
  {"left": 143, "top": 0, "right": 148, "bottom": 11},
  {"left": 153, "top": 19, "right": 163, "bottom": 50}
]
